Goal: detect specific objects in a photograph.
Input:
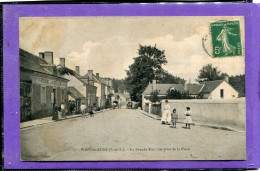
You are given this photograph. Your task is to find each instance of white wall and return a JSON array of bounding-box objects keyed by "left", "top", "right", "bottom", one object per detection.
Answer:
[
  {"left": 161, "top": 98, "right": 246, "bottom": 130},
  {"left": 211, "top": 81, "right": 239, "bottom": 99},
  {"left": 64, "top": 75, "right": 86, "bottom": 98},
  {"left": 94, "top": 82, "right": 102, "bottom": 97}
]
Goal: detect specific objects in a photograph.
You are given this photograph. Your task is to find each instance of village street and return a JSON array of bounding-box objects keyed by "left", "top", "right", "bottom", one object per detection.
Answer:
[{"left": 21, "top": 109, "right": 246, "bottom": 161}]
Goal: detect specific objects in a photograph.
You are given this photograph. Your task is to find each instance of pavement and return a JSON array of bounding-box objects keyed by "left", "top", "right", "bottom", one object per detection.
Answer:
[
  {"left": 21, "top": 108, "right": 246, "bottom": 161},
  {"left": 20, "top": 108, "right": 112, "bottom": 129},
  {"left": 137, "top": 109, "right": 245, "bottom": 133}
]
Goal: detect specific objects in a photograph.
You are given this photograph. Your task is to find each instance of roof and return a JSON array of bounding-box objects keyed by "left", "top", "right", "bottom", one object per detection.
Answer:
[
  {"left": 142, "top": 84, "right": 184, "bottom": 95},
  {"left": 67, "top": 86, "right": 85, "bottom": 99},
  {"left": 187, "top": 84, "right": 204, "bottom": 95},
  {"left": 200, "top": 80, "right": 224, "bottom": 93},
  {"left": 20, "top": 48, "right": 67, "bottom": 80},
  {"left": 142, "top": 80, "right": 227, "bottom": 95},
  {"left": 82, "top": 73, "right": 105, "bottom": 85},
  {"left": 20, "top": 48, "right": 50, "bottom": 75}
]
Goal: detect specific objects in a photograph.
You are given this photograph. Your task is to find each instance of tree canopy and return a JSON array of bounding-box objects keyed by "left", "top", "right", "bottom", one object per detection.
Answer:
[
  {"left": 149, "top": 90, "right": 160, "bottom": 103},
  {"left": 229, "top": 74, "right": 245, "bottom": 97},
  {"left": 197, "top": 64, "right": 228, "bottom": 83},
  {"left": 112, "top": 78, "right": 127, "bottom": 93},
  {"left": 125, "top": 44, "right": 167, "bottom": 101},
  {"left": 165, "top": 89, "right": 194, "bottom": 99}
]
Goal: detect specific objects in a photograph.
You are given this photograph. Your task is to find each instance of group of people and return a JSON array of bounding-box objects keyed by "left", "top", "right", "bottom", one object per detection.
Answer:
[
  {"left": 161, "top": 100, "right": 192, "bottom": 129},
  {"left": 80, "top": 103, "right": 95, "bottom": 118},
  {"left": 52, "top": 101, "right": 67, "bottom": 121},
  {"left": 52, "top": 101, "right": 96, "bottom": 121}
]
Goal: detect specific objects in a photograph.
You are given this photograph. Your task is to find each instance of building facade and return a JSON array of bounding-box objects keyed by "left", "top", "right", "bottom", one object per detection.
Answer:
[
  {"left": 58, "top": 60, "right": 97, "bottom": 108},
  {"left": 20, "top": 49, "right": 69, "bottom": 122}
]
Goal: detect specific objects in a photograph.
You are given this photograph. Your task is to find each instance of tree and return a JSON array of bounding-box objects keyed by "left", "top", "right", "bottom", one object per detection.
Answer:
[
  {"left": 112, "top": 78, "right": 127, "bottom": 93},
  {"left": 125, "top": 44, "right": 167, "bottom": 101},
  {"left": 197, "top": 64, "right": 228, "bottom": 83},
  {"left": 229, "top": 74, "right": 245, "bottom": 97},
  {"left": 165, "top": 89, "right": 194, "bottom": 99},
  {"left": 157, "top": 70, "right": 185, "bottom": 84},
  {"left": 149, "top": 90, "right": 160, "bottom": 103},
  {"left": 57, "top": 67, "right": 75, "bottom": 76}
]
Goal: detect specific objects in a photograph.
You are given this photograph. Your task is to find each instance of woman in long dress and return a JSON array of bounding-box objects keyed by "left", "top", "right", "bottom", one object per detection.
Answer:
[
  {"left": 184, "top": 107, "right": 192, "bottom": 129},
  {"left": 161, "top": 100, "right": 171, "bottom": 124}
]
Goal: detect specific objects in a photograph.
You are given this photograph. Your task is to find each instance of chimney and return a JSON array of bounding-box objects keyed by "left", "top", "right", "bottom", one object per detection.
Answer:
[
  {"left": 75, "top": 66, "right": 80, "bottom": 74},
  {"left": 39, "top": 52, "right": 44, "bottom": 59},
  {"left": 88, "top": 70, "right": 94, "bottom": 85},
  {"left": 60, "top": 58, "right": 65, "bottom": 68},
  {"left": 88, "top": 70, "right": 93, "bottom": 80},
  {"left": 44, "top": 51, "right": 53, "bottom": 64},
  {"left": 152, "top": 80, "right": 156, "bottom": 91},
  {"left": 96, "top": 73, "right": 99, "bottom": 79},
  {"left": 184, "top": 80, "right": 187, "bottom": 91},
  {"left": 224, "top": 76, "right": 229, "bottom": 83}
]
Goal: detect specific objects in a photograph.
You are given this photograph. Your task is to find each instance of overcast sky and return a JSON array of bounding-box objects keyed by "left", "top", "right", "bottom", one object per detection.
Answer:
[{"left": 19, "top": 16, "right": 245, "bottom": 82}]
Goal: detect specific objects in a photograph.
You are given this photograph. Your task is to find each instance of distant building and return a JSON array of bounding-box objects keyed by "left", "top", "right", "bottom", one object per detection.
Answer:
[
  {"left": 81, "top": 71, "right": 106, "bottom": 108},
  {"left": 20, "top": 49, "right": 69, "bottom": 122},
  {"left": 142, "top": 79, "right": 239, "bottom": 110}
]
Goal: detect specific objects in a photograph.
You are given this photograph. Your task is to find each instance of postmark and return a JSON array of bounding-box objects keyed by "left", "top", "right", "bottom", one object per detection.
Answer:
[{"left": 210, "top": 20, "right": 242, "bottom": 58}]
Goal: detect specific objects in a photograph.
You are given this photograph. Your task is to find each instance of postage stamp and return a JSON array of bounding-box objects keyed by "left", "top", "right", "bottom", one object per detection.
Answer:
[{"left": 210, "top": 20, "right": 242, "bottom": 58}]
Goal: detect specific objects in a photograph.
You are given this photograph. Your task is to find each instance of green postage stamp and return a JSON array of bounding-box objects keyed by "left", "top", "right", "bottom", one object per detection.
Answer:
[{"left": 210, "top": 20, "right": 242, "bottom": 58}]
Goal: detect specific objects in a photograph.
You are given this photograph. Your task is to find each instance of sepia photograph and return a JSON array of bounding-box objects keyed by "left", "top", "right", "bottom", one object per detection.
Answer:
[{"left": 19, "top": 16, "right": 246, "bottom": 161}]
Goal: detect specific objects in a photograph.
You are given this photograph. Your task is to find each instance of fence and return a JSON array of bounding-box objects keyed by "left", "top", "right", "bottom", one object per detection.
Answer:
[{"left": 161, "top": 98, "right": 246, "bottom": 130}]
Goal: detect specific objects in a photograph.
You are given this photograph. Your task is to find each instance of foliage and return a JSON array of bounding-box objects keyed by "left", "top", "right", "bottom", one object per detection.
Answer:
[
  {"left": 197, "top": 64, "right": 228, "bottom": 83},
  {"left": 125, "top": 44, "right": 167, "bottom": 101},
  {"left": 197, "top": 64, "right": 245, "bottom": 97},
  {"left": 149, "top": 90, "right": 160, "bottom": 103},
  {"left": 57, "top": 67, "right": 75, "bottom": 76},
  {"left": 229, "top": 74, "right": 245, "bottom": 97},
  {"left": 165, "top": 89, "right": 194, "bottom": 99},
  {"left": 112, "top": 78, "right": 127, "bottom": 93},
  {"left": 157, "top": 70, "right": 185, "bottom": 84}
]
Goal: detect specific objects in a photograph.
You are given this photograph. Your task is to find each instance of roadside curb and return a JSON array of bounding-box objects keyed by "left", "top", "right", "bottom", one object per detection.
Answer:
[
  {"left": 137, "top": 109, "right": 245, "bottom": 133},
  {"left": 20, "top": 108, "right": 114, "bottom": 129}
]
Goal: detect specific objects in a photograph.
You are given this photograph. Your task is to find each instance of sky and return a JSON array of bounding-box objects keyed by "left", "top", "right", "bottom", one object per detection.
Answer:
[{"left": 19, "top": 16, "right": 245, "bottom": 82}]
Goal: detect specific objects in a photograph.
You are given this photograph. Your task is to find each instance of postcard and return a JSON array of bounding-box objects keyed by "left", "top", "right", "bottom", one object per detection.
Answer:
[
  {"left": 3, "top": 3, "right": 260, "bottom": 169},
  {"left": 19, "top": 16, "right": 246, "bottom": 161}
]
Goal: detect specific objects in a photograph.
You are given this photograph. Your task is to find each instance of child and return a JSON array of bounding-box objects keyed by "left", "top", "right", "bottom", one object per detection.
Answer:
[
  {"left": 89, "top": 104, "right": 95, "bottom": 117},
  {"left": 184, "top": 107, "right": 192, "bottom": 129},
  {"left": 171, "top": 109, "right": 178, "bottom": 128},
  {"left": 81, "top": 103, "right": 87, "bottom": 118}
]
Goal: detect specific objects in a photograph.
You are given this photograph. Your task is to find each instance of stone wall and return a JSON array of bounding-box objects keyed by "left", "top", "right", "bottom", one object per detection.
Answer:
[{"left": 161, "top": 98, "right": 246, "bottom": 130}]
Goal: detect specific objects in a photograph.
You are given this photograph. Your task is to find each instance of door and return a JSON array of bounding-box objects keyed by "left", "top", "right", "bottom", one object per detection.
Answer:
[
  {"left": 52, "top": 89, "right": 56, "bottom": 108},
  {"left": 20, "top": 82, "right": 32, "bottom": 122}
]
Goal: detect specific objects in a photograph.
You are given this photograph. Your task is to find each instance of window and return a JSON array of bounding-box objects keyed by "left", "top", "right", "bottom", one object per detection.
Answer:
[
  {"left": 220, "top": 89, "right": 224, "bottom": 98},
  {"left": 61, "top": 89, "right": 64, "bottom": 101},
  {"left": 41, "top": 86, "right": 46, "bottom": 104}
]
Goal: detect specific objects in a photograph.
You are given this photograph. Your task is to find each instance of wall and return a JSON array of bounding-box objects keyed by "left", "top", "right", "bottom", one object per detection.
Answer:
[
  {"left": 161, "top": 98, "right": 246, "bottom": 130},
  {"left": 64, "top": 74, "right": 86, "bottom": 97},
  {"left": 94, "top": 82, "right": 101, "bottom": 97},
  {"left": 211, "top": 81, "right": 239, "bottom": 99},
  {"left": 21, "top": 71, "right": 68, "bottom": 120}
]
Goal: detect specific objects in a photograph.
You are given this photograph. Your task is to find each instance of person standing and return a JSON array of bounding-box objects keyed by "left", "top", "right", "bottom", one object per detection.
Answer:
[
  {"left": 52, "top": 105, "right": 59, "bottom": 121},
  {"left": 61, "top": 102, "right": 66, "bottom": 118},
  {"left": 161, "top": 100, "right": 171, "bottom": 124},
  {"left": 171, "top": 109, "right": 178, "bottom": 128},
  {"left": 81, "top": 103, "right": 87, "bottom": 118},
  {"left": 184, "top": 107, "right": 192, "bottom": 129}
]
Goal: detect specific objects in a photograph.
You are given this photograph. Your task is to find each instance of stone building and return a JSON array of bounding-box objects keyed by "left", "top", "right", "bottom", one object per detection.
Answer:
[
  {"left": 20, "top": 49, "right": 69, "bottom": 122},
  {"left": 81, "top": 71, "right": 106, "bottom": 108}
]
